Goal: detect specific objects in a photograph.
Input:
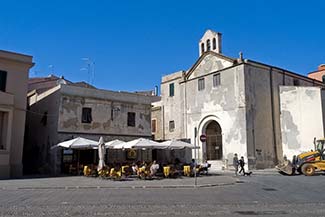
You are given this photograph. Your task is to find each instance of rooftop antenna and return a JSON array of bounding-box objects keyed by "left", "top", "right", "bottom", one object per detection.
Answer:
[
  {"left": 48, "top": 65, "right": 54, "bottom": 75},
  {"left": 81, "top": 57, "right": 95, "bottom": 85}
]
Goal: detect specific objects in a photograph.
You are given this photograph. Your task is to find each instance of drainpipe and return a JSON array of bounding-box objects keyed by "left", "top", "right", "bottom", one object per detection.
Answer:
[{"left": 269, "top": 67, "right": 278, "bottom": 164}]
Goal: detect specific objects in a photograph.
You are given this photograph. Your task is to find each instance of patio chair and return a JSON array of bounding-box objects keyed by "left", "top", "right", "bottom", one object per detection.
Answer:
[
  {"left": 163, "top": 166, "right": 170, "bottom": 178},
  {"left": 183, "top": 165, "right": 191, "bottom": 176},
  {"left": 83, "top": 165, "right": 91, "bottom": 176}
]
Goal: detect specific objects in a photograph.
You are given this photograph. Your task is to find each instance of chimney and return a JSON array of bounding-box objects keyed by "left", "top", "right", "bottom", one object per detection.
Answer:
[
  {"left": 237, "top": 51, "right": 244, "bottom": 63},
  {"left": 318, "top": 64, "right": 325, "bottom": 71}
]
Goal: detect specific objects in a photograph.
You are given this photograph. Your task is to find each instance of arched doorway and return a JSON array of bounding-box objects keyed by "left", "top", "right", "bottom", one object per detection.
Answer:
[{"left": 205, "top": 121, "right": 222, "bottom": 160}]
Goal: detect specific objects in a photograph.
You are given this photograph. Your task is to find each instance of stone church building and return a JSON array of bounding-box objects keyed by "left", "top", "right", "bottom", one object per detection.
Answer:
[{"left": 152, "top": 30, "right": 325, "bottom": 170}]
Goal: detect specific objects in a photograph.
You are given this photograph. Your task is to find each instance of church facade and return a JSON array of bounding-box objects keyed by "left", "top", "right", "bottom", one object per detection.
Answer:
[{"left": 152, "top": 30, "right": 325, "bottom": 170}]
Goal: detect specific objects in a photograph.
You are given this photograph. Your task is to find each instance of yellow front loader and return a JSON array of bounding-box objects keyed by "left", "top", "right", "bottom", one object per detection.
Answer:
[{"left": 276, "top": 138, "right": 325, "bottom": 176}]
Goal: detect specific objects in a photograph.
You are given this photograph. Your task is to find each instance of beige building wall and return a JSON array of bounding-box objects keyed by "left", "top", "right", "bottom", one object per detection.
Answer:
[
  {"left": 151, "top": 103, "right": 163, "bottom": 141},
  {"left": 0, "top": 50, "right": 34, "bottom": 178},
  {"left": 279, "top": 86, "right": 324, "bottom": 160},
  {"left": 25, "top": 83, "right": 158, "bottom": 175},
  {"left": 160, "top": 71, "right": 186, "bottom": 140}
]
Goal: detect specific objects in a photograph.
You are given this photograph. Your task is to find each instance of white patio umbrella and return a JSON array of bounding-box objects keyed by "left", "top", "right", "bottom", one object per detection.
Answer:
[
  {"left": 105, "top": 139, "right": 125, "bottom": 149},
  {"left": 161, "top": 139, "right": 199, "bottom": 149},
  {"left": 53, "top": 137, "right": 98, "bottom": 149},
  {"left": 97, "top": 136, "right": 106, "bottom": 171},
  {"left": 113, "top": 138, "right": 166, "bottom": 149}
]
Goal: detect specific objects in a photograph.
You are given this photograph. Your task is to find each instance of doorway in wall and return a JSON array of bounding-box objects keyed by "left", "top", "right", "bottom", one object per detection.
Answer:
[{"left": 205, "top": 121, "right": 222, "bottom": 160}]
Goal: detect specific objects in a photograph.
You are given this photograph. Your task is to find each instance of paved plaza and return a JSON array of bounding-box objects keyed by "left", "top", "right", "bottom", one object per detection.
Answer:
[
  {"left": 1, "top": 171, "right": 325, "bottom": 216},
  {"left": 0, "top": 174, "right": 237, "bottom": 190}
]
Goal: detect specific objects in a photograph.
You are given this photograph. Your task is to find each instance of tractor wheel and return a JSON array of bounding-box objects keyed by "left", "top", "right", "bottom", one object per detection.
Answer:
[{"left": 301, "top": 164, "right": 315, "bottom": 176}]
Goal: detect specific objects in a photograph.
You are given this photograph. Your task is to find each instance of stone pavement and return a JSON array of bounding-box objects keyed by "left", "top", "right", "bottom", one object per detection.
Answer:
[
  {"left": 0, "top": 174, "right": 238, "bottom": 190},
  {"left": 220, "top": 168, "right": 278, "bottom": 176}
]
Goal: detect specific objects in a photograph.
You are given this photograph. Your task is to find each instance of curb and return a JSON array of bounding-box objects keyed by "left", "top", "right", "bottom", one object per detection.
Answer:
[{"left": 1, "top": 181, "right": 237, "bottom": 190}]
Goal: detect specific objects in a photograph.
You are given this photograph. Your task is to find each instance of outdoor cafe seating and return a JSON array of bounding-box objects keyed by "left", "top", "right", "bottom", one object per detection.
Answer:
[{"left": 57, "top": 137, "right": 203, "bottom": 180}]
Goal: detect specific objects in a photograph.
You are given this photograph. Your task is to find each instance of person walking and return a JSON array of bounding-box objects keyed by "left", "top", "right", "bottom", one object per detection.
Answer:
[
  {"left": 238, "top": 156, "right": 245, "bottom": 175},
  {"left": 233, "top": 153, "right": 239, "bottom": 176}
]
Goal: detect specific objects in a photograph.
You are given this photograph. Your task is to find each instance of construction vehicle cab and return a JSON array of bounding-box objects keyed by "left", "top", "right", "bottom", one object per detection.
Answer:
[{"left": 276, "top": 138, "right": 325, "bottom": 176}]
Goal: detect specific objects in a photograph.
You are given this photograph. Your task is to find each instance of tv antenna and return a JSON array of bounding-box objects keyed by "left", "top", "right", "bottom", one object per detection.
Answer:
[
  {"left": 48, "top": 65, "right": 54, "bottom": 74},
  {"left": 81, "top": 57, "right": 95, "bottom": 85}
]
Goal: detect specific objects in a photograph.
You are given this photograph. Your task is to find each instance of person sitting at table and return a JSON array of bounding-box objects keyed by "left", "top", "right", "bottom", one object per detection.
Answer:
[
  {"left": 137, "top": 161, "right": 148, "bottom": 178},
  {"left": 201, "top": 160, "right": 210, "bottom": 175},
  {"left": 132, "top": 163, "right": 139, "bottom": 175},
  {"left": 174, "top": 158, "right": 182, "bottom": 171},
  {"left": 150, "top": 160, "right": 159, "bottom": 177}
]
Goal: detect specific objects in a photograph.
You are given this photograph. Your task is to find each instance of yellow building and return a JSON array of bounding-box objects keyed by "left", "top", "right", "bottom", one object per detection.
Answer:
[{"left": 0, "top": 50, "right": 34, "bottom": 178}]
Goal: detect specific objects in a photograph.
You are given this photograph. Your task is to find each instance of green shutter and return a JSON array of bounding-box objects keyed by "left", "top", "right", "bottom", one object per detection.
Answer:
[{"left": 169, "top": 83, "right": 174, "bottom": 97}]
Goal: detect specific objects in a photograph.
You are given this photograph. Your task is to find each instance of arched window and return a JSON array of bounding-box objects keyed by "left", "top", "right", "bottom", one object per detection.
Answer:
[
  {"left": 201, "top": 43, "right": 205, "bottom": 53},
  {"left": 322, "top": 75, "right": 325, "bottom": 84},
  {"left": 213, "top": 38, "right": 216, "bottom": 50},
  {"left": 206, "top": 39, "right": 211, "bottom": 51}
]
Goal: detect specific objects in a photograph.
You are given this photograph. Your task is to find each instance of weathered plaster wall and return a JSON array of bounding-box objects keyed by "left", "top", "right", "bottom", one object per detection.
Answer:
[
  {"left": 26, "top": 84, "right": 155, "bottom": 175},
  {"left": 160, "top": 71, "right": 185, "bottom": 140},
  {"left": 280, "top": 86, "right": 324, "bottom": 160},
  {"left": 58, "top": 85, "right": 153, "bottom": 137},
  {"left": 187, "top": 54, "right": 233, "bottom": 79},
  {"left": 186, "top": 63, "right": 247, "bottom": 167},
  {"left": 244, "top": 62, "right": 320, "bottom": 168},
  {"left": 59, "top": 96, "right": 151, "bottom": 137}
]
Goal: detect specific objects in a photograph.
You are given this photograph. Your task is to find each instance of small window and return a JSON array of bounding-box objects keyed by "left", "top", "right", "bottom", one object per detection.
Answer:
[
  {"left": 169, "top": 120, "right": 175, "bottom": 132},
  {"left": 151, "top": 119, "right": 157, "bottom": 133},
  {"left": 206, "top": 39, "right": 211, "bottom": 51},
  {"left": 82, "top": 107, "right": 92, "bottom": 123},
  {"left": 169, "top": 83, "right": 174, "bottom": 97},
  {"left": 322, "top": 75, "right": 325, "bottom": 84},
  {"left": 212, "top": 38, "right": 216, "bottom": 50},
  {"left": 213, "top": 74, "right": 221, "bottom": 87},
  {"left": 293, "top": 79, "right": 300, "bottom": 86},
  {"left": 0, "top": 70, "right": 7, "bottom": 92},
  {"left": 201, "top": 43, "right": 205, "bottom": 53},
  {"left": 127, "top": 112, "right": 136, "bottom": 127},
  {"left": 0, "top": 111, "right": 8, "bottom": 150},
  {"left": 198, "top": 78, "right": 205, "bottom": 91}
]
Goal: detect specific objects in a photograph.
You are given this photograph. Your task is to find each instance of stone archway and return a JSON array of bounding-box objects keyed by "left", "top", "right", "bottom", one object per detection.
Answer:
[{"left": 205, "top": 121, "right": 222, "bottom": 160}]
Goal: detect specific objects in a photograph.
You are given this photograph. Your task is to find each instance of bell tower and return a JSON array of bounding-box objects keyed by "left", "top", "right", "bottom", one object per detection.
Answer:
[{"left": 199, "top": 30, "right": 222, "bottom": 56}]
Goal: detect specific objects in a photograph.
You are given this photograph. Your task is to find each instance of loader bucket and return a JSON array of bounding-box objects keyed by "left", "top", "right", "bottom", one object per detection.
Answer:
[{"left": 275, "top": 160, "right": 294, "bottom": 175}]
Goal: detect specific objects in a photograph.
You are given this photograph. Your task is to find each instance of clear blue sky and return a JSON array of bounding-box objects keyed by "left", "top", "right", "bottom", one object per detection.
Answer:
[{"left": 1, "top": 0, "right": 324, "bottom": 92}]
